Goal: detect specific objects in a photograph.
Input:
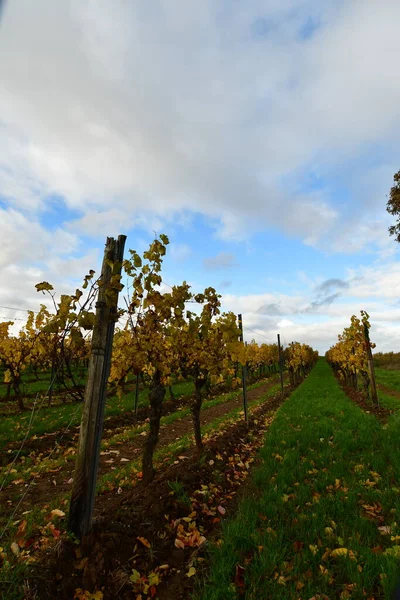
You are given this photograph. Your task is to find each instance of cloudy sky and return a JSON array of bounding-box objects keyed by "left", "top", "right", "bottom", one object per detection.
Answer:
[{"left": 0, "top": 0, "right": 400, "bottom": 353}]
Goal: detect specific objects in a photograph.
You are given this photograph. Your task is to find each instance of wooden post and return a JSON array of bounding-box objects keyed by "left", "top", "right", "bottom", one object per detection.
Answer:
[
  {"left": 238, "top": 314, "right": 248, "bottom": 424},
  {"left": 363, "top": 323, "right": 379, "bottom": 406},
  {"left": 68, "top": 234, "right": 126, "bottom": 538},
  {"left": 134, "top": 372, "right": 140, "bottom": 416},
  {"left": 277, "top": 334, "right": 284, "bottom": 397}
]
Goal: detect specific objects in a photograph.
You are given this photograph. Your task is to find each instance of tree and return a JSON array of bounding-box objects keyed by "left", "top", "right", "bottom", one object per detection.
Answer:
[
  {"left": 386, "top": 169, "right": 400, "bottom": 241},
  {"left": 178, "top": 295, "right": 241, "bottom": 451},
  {"left": 121, "top": 235, "right": 192, "bottom": 483},
  {"left": 0, "top": 307, "right": 49, "bottom": 410},
  {"left": 35, "top": 278, "right": 97, "bottom": 403}
]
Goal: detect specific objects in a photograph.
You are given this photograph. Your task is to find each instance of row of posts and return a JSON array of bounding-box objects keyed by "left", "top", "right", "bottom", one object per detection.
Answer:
[{"left": 238, "top": 313, "right": 285, "bottom": 425}]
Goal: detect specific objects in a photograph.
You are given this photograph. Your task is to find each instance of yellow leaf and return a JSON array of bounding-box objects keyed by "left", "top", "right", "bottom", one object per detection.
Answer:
[
  {"left": 319, "top": 565, "right": 329, "bottom": 576},
  {"left": 130, "top": 569, "right": 141, "bottom": 584},
  {"left": 309, "top": 545, "right": 318, "bottom": 556},
  {"left": 10, "top": 542, "right": 20, "bottom": 556},
  {"left": 384, "top": 546, "right": 400, "bottom": 558},
  {"left": 137, "top": 536, "right": 151, "bottom": 548},
  {"left": 186, "top": 567, "right": 196, "bottom": 578},
  {"left": 148, "top": 572, "right": 160, "bottom": 586},
  {"left": 331, "top": 548, "right": 348, "bottom": 558}
]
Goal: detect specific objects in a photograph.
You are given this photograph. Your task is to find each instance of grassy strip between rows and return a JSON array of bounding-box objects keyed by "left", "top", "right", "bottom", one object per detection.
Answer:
[
  {"left": 0, "top": 377, "right": 278, "bottom": 486},
  {"left": 0, "top": 383, "right": 281, "bottom": 554},
  {"left": 98, "top": 382, "right": 281, "bottom": 493},
  {"left": 0, "top": 380, "right": 195, "bottom": 448},
  {"left": 376, "top": 367, "right": 400, "bottom": 395},
  {"left": 196, "top": 359, "right": 400, "bottom": 600},
  {"left": 0, "top": 372, "right": 281, "bottom": 448},
  {"left": 377, "top": 391, "right": 400, "bottom": 412}
]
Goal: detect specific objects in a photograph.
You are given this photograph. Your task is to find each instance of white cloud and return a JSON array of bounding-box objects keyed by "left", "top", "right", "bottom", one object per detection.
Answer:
[
  {"left": 0, "top": 208, "right": 80, "bottom": 268},
  {"left": 1, "top": 0, "right": 400, "bottom": 354},
  {"left": 203, "top": 252, "right": 238, "bottom": 270},
  {"left": 0, "top": 0, "right": 398, "bottom": 246},
  {"left": 219, "top": 259, "right": 400, "bottom": 353}
]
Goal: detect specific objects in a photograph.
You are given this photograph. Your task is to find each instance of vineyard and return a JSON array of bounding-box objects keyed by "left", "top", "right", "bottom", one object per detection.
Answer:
[{"left": 1, "top": 236, "right": 400, "bottom": 599}]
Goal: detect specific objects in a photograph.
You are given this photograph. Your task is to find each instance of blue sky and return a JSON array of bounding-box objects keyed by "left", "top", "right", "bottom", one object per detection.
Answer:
[{"left": 0, "top": 0, "right": 399, "bottom": 352}]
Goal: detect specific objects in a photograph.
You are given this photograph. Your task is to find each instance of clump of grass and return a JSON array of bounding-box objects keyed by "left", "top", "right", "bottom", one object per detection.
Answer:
[{"left": 168, "top": 479, "right": 192, "bottom": 507}]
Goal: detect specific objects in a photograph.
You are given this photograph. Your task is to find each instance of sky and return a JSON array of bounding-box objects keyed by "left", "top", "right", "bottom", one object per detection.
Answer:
[{"left": 0, "top": 0, "right": 400, "bottom": 353}]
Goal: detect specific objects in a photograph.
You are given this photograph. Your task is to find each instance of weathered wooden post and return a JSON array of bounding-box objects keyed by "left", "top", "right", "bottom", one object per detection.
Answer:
[
  {"left": 238, "top": 314, "right": 248, "bottom": 424},
  {"left": 277, "top": 334, "right": 284, "bottom": 398},
  {"left": 363, "top": 323, "right": 379, "bottom": 406},
  {"left": 68, "top": 234, "right": 126, "bottom": 538}
]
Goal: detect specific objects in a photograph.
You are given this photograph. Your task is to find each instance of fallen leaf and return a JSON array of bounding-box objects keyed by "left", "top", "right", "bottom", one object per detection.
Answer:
[
  {"left": 16, "top": 520, "right": 27, "bottom": 537},
  {"left": 235, "top": 564, "right": 245, "bottom": 588},
  {"left": 186, "top": 567, "right": 196, "bottom": 577},
  {"left": 148, "top": 572, "right": 160, "bottom": 586},
  {"left": 331, "top": 548, "right": 348, "bottom": 558},
  {"left": 130, "top": 569, "right": 141, "bottom": 584},
  {"left": 293, "top": 540, "right": 304, "bottom": 553},
  {"left": 11, "top": 542, "right": 20, "bottom": 556},
  {"left": 137, "top": 536, "right": 151, "bottom": 549},
  {"left": 384, "top": 546, "right": 400, "bottom": 558},
  {"left": 51, "top": 509, "right": 66, "bottom": 518},
  {"left": 218, "top": 506, "right": 226, "bottom": 515},
  {"left": 378, "top": 526, "right": 392, "bottom": 535}
]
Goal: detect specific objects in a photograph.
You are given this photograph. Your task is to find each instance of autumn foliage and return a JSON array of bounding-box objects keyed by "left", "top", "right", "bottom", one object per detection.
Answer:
[{"left": 326, "top": 311, "right": 375, "bottom": 395}]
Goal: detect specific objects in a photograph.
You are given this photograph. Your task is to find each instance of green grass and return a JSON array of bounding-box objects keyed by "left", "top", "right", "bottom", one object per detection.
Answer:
[
  {"left": 376, "top": 367, "right": 400, "bottom": 394},
  {"left": 0, "top": 379, "right": 195, "bottom": 448},
  {"left": 377, "top": 390, "right": 400, "bottom": 412},
  {"left": 0, "top": 367, "right": 87, "bottom": 399},
  {"left": 196, "top": 359, "right": 400, "bottom": 600}
]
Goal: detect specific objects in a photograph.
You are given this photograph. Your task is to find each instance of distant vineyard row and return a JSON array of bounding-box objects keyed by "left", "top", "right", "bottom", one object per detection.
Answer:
[{"left": 0, "top": 234, "right": 318, "bottom": 486}]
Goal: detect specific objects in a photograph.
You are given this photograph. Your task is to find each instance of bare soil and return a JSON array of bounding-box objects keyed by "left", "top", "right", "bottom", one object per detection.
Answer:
[
  {"left": 30, "top": 385, "right": 291, "bottom": 600},
  {"left": 0, "top": 378, "right": 281, "bottom": 523}
]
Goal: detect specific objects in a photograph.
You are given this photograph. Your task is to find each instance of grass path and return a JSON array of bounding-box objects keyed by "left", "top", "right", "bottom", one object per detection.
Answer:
[
  {"left": 197, "top": 359, "right": 400, "bottom": 600},
  {"left": 376, "top": 367, "right": 400, "bottom": 395},
  {"left": 0, "top": 379, "right": 195, "bottom": 448}
]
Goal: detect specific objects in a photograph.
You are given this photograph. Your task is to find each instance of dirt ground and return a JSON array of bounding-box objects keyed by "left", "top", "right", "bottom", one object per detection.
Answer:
[
  {"left": 31, "top": 388, "right": 289, "bottom": 599},
  {"left": 0, "top": 378, "right": 281, "bottom": 522}
]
